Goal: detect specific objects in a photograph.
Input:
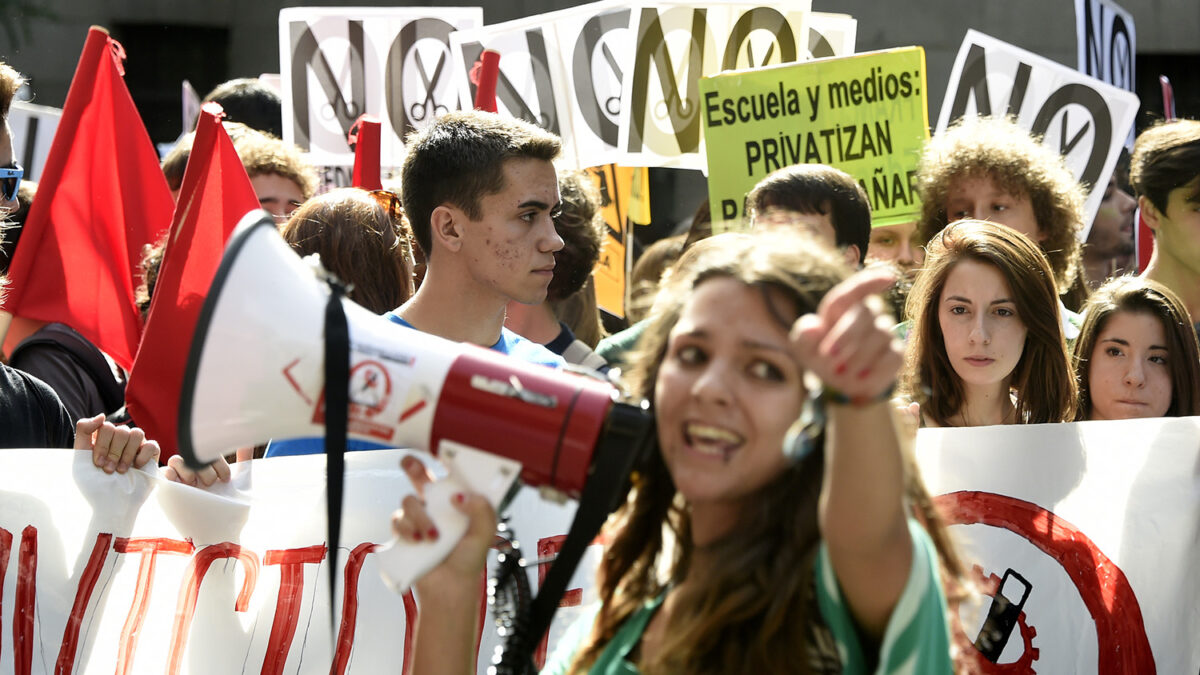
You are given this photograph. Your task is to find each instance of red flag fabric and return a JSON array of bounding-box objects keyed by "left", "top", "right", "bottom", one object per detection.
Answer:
[
  {"left": 472, "top": 50, "right": 500, "bottom": 113},
  {"left": 349, "top": 114, "right": 382, "bottom": 190},
  {"left": 125, "top": 103, "right": 260, "bottom": 459},
  {"left": 2, "top": 26, "right": 174, "bottom": 370}
]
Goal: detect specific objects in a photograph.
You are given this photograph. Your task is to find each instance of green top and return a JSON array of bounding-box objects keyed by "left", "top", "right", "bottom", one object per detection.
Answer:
[
  {"left": 594, "top": 319, "right": 650, "bottom": 370},
  {"left": 540, "top": 519, "right": 953, "bottom": 674}
]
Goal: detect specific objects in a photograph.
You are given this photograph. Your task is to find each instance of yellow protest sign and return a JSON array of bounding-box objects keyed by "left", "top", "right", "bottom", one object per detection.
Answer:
[
  {"left": 700, "top": 47, "right": 928, "bottom": 233},
  {"left": 586, "top": 165, "right": 649, "bottom": 318}
]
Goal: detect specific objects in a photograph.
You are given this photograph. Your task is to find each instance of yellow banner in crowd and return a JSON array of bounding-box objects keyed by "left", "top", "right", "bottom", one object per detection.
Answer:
[
  {"left": 700, "top": 47, "right": 929, "bottom": 232},
  {"left": 586, "top": 164, "right": 650, "bottom": 319}
]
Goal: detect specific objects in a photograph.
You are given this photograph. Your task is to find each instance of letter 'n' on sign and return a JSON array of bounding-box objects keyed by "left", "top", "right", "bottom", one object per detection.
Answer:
[
  {"left": 278, "top": 7, "right": 483, "bottom": 168},
  {"left": 618, "top": 3, "right": 812, "bottom": 170},
  {"left": 936, "top": 29, "right": 1139, "bottom": 239}
]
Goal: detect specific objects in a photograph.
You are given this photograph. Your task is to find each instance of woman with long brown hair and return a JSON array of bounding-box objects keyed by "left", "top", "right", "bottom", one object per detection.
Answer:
[
  {"left": 396, "top": 229, "right": 962, "bottom": 674},
  {"left": 901, "top": 219, "right": 1076, "bottom": 427},
  {"left": 1073, "top": 275, "right": 1200, "bottom": 420}
]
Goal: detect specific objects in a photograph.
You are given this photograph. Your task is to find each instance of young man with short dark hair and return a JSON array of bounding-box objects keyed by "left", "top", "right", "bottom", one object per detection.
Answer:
[
  {"left": 745, "top": 163, "right": 872, "bottom": 268},
  {"left": 390, "top": 110, "right": 565, "bottom": 367},
  {"left": 1130, "top": 119, "right": 1200, "bottom": 334}
]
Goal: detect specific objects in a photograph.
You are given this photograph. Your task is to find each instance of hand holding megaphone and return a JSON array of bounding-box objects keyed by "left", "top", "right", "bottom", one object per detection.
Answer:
[
  {"left": 381, "top": 454, "right": 499, "bottom": 593},
  {"left": 375, "top": 444, "right": 518, "bottom": 593}
]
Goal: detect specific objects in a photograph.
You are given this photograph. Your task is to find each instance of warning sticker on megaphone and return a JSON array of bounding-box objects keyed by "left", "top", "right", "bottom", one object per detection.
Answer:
[{"left": 313, "top": 358, "right": 410, "bottom": 442}]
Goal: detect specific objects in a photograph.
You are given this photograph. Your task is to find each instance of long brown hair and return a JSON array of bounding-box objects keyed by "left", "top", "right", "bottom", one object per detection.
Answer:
[
  {"left": 902, "top": 219, "right": 1076, "bottom": 426},
  {"left": 570, "top": 230, "right": 964, "bottom": 674},
  {"left": 281, "top": 188, "right": 415, "bottom": 314},
  {"left": 1073, "top": 275, "right": 1200, "bottom": 419}
]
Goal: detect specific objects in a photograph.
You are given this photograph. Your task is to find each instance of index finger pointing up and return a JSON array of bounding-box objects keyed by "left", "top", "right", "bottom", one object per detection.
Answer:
[{"left": 816, "top": 267, "right": 897, "bottom": 326}]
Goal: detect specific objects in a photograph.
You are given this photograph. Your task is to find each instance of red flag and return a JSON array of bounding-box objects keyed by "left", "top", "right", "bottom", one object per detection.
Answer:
[
  {"left": 471, "top": 50, "right": 500, "bottom": 113},
  {"left": 125, "top": 103, "right": 260, "bottom": 459},
  {"left": 2, "top": 27, "right": 174, "bottom": 370},
  {"left": 349, "top": 114, "right": 382, "bottom": 190}
]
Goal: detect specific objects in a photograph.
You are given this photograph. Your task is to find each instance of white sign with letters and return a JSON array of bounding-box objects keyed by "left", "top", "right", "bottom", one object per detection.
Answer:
[
  {"left": 0, "top": 449, "right": 595, "bottom": 675},
  {"left": 278, "top": 7, "right": 483, "bottom": 169},
  {"left": 937, "top": 30, "right": 1140, "bottom": 239},
  {"left": 1075, "top": 0, "right": 1136, "bottom": 147}
]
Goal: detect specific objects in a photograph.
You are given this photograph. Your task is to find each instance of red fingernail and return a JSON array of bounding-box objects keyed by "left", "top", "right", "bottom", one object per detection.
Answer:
[
  {"left": 427, "top": 527, "right": 438, "bottom": 540},
  {"left": 857, "top": 368, "right": 871, "bottom": 380},
  {"left": 453, "top": 493, "right": 466, "bottom": 504},
  {"left": 413, "top": 530, "right": 423, "bottom": 542},
  {"left": 835, "top": 363, "right": 847, "bottom": 375}
]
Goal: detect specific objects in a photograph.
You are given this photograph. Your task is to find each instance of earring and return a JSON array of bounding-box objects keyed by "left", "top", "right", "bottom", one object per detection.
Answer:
[{"left": 782, "top": 390, "right": 825, "bottom": 463}]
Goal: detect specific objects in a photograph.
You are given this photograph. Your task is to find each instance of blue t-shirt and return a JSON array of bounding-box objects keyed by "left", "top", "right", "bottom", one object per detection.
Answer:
[{"left": 265, "top": 312, "right": 563, "bottom": 457}]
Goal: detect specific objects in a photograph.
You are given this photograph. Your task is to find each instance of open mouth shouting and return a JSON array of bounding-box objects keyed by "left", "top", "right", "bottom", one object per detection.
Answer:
[{"left": 684, "top": 422, "right": 745, "bottom": 462}]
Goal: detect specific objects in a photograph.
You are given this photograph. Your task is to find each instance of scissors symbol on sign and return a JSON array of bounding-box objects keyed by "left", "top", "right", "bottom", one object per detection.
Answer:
[
  {"left": 601, "top": 42, "right": 623, "bottom": 117},
  {"left": 409, "top": 50, "right": 449, "bottom": 122},
  {"left": 654, "top": 96, "right": 694, "bottom": 122}
]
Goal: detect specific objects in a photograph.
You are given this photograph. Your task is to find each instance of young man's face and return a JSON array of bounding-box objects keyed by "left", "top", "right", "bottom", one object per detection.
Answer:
[
  {"left": 459, "top": 157, "right": 563, "bottom": 305},
  {"left": 866, "top": 220, "right": 925, "bottom": 274},
  {"left": 251, "top": 173, "right": 307, "bottom": 225},
  {"left": 1143, "top": 175, "right": 1200, "bottom": 277},
  {"left": 1088, "top": 173, "right": 1136, "bottom": 260},
  {"left": 944, "top": 173, "right": 1044, "bottom": 243}
]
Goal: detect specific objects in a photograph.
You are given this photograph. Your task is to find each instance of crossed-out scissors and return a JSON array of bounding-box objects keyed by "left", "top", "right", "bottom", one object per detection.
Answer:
[
  {"left": 409, "top": 49, "right": 449, "bottom": 122},
  {"left": 601, "top": 42, "right": 622, "bottom": 117}
]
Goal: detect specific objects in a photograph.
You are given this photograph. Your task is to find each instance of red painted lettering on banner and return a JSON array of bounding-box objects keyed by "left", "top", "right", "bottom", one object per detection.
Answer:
[
  {"left": 55, "top": 532, "right": 114, "bottom": 674},
  {"left": 167, "top": 542, "right": 260, "bottom": 674},
  {"left": 331, "top": 542, "right": 377, "bottom": 675},
  {"left": 262, "top": 545, "right": 328, "bottom": 675},
  {"left": 0, "top": 527, "right": 12, "bottom": 665},
  {"left": 113, "top": 537, "right": 195, "bottom": 675},
  {"left": 15, "top": 526, "right": 38, "bottom": 675},
  {"left": 936, "top": 490, "right": 1155, "bottom": 674}
]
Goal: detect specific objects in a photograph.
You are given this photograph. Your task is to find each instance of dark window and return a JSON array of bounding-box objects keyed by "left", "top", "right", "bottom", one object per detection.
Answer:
[
  {"left": 1135, "top": 53, "right": 1200, "bottom": 133},
  {"left": 110, "top": 23, "right": 230, "bottom": 146}
]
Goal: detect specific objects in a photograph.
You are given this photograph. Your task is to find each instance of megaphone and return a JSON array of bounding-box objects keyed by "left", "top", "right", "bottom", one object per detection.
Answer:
[{"left": 177, "top": 211, "right": 653, "bottom": 595}]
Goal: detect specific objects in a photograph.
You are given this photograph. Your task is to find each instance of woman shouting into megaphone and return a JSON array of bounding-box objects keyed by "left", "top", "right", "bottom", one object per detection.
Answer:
[{"left": 394, "top": 229, "right": 965, "bottom": 674}]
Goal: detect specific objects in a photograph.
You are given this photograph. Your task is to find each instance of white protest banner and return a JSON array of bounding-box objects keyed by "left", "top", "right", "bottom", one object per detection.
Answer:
[
  {"left": 1076, "top": 0, "right": 1135, "bottom": 146},
  {"left": 0, "top": 449, "right": 599, "bottom": 674},
  {"left": 916, "top": 417, "right": 1200, "bottom": 673},
  {"left": 278, "top": 7, "right": 483, "bottom": 169},
  {"left": 449, "top": 3, "right": 852, "bottom": 170},
  {"left": 448, "top": 5, "right": 587, "bottom": 166},
  {"left": 547, "top": 1, "right": 637, "bottom": 167},
  {"left": 937, "top": 30, "right": 1139, "bottom": 240},
  {"left": 9, "top": 101, "right": 62, "bottom": 182},
  {"left": 618, "top": 2, "right": 814, "bottom": 170}
]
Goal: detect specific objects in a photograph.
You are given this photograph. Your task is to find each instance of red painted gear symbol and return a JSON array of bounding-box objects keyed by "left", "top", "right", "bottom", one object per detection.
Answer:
[{"left": 952, "top": 565, "right": 1039, "bottom": 674}]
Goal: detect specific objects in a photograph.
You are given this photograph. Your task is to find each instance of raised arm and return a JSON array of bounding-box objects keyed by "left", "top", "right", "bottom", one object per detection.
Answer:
[{"left": 790, "top": 268, "right": 911, "bottom": 640}]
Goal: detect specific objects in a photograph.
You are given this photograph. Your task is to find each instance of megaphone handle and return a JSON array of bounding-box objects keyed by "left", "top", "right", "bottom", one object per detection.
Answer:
[
  {"left": 376, "top": 478, "right": 471, "bottom": 594},
  {"left": 377, "top": 443, "right": 523, "bottom": 594}
]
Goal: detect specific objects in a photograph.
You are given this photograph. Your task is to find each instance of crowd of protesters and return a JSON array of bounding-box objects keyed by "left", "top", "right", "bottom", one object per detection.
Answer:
[{"left": 0, "top": 34, "right": 1198, "bottom": 672}]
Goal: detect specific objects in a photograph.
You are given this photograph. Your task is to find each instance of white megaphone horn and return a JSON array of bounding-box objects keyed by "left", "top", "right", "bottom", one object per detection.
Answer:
[{"left": 177, "top": 212, "right": 652, "bottom": 593}]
